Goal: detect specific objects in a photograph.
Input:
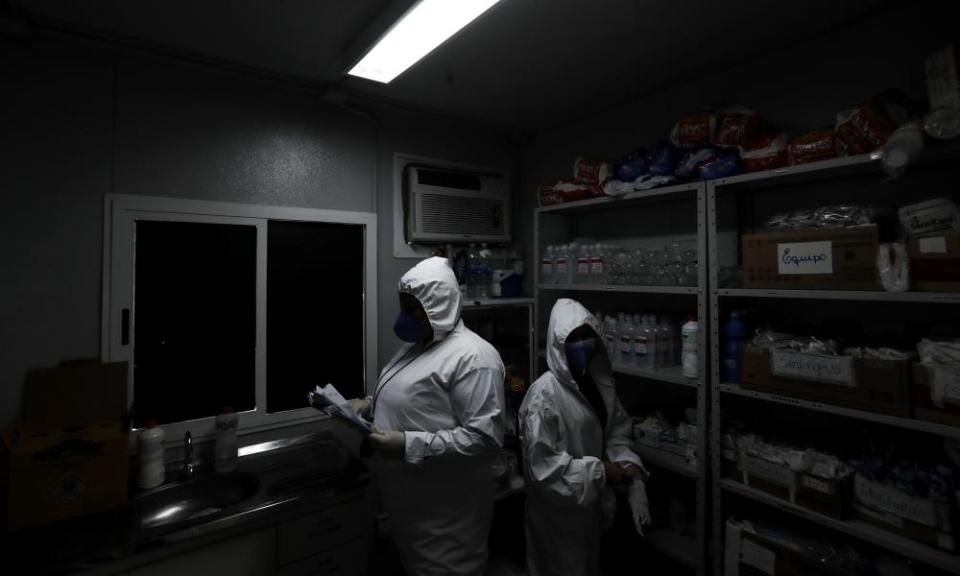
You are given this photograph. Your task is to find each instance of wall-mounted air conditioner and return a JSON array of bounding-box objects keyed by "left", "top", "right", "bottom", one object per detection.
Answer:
[{"left": 404, "top": 165, "right": 511, "bottom": 243}]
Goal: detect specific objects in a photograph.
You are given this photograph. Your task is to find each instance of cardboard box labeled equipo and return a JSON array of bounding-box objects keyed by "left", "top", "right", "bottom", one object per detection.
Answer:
[
  {"left": 740, "top": 344, "right": 910, "bottom": 416},
  {"left": 741, "top": 226, "right": 880, "bottom": 291},
  {"left": 853, "top": 473, "right": 955, "bottom": 552},
  {"left": 3, "top": 361, "right": 129, "bottom": 530},
  {"left": 908, "top": 232, "right": 960, "bottom": 292}
]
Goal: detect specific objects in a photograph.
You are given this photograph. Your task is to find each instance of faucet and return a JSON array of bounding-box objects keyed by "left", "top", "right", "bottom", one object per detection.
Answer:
[{"left": 180, "top": 431, "right": 198, "bottom": 481}]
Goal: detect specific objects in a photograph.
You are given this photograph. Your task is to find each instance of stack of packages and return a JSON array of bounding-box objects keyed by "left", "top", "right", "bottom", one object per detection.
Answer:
[
  {"left": 849, "top": 454, "right": 956, "bottom": 552},
  {"left": 912, "top": 339, "right": 960, "bottom": 425},
  {"left": 740, "top": 328, "right": 913, "bottom": 415},
  {"left": 723, "top": 427, "right": 854, "bottom": 519},
  {"left": 632, "top": 408, "right": 698, "bottom": 464},
  {"left": 899, "top": 198, "right": 960, "bottom": 292}
]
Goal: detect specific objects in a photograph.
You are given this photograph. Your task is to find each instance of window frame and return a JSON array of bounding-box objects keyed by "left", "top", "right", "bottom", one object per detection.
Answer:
[{"left": 102, "top": 194, "right": 378, "bottom": 442}]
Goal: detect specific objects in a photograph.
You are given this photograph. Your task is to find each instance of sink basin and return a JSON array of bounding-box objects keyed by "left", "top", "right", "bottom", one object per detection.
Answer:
[{"left": 131, "top": 472, "right": 261, "bottom": 540}]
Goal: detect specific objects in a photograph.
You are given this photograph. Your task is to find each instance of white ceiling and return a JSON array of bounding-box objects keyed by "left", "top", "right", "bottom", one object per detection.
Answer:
[{"left": 11, "top": 0, "right": 889, "bottom": 132}]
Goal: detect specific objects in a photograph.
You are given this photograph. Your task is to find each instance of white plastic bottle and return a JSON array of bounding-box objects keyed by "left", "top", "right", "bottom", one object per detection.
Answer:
[
  {"left": 576, "top": 244, "right": 591, "bottom": 285},
  {"left": 619, "top": 314, "right": 635, "bottom": 366},
  {"left": 477, "top": 243, "right": 492, "bottom": 300},
  {"left": 565, "top": 243, "right": 578, "bottom": 284},
  {"left": 214, "top": 407, "right": 239, "bottom": 474},
  {"left": 554, "top": 245, "right": 569, "bottom": 286},
  {"left": 138, "top": 419, "right": 165, "bottom": 490},
  {"left": 681, "top": 314, "right": 699, "bottom": 379},
  {"left": 590, "top": 244, "right": 606, "bottom": 285},
  {"left": 633, "top": 314, "right": 650, "bottom": 368},
  {"left": 604, "top": 314, "right": 619, "bottom": 360},
  {"left": 467, "top": 243, "right": 480, "bottom": 299},
  {"left": 541, "top": 245, "right": 554, "bottom": 285}
]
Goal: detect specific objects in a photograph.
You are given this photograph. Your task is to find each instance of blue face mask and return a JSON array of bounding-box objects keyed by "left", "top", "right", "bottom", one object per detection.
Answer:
[
  {"left": 565, "top": 337, "right": 598, "bottom": 375},
  {"left": 394, "top": 311, "right": 425, "bottom": 343}
]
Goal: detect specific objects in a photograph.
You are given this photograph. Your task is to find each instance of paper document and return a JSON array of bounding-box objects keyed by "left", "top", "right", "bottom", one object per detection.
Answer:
[{"left": 308, "top": 384, "right": 373, "bottom": 433}]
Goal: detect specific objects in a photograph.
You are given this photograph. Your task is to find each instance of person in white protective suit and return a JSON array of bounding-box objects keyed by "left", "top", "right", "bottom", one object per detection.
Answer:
[
  {"left": 520, "top": 298, "right": 648, "bottom": 576},
  {"left": 348, "top": 256, "right": 506, "bottom": 576}
]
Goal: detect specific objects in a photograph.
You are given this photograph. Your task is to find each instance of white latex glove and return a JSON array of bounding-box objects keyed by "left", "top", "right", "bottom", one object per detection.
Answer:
[
  {"left": 629, "top": 479, "right": 650, "bottom": 536},
  {"left": 369, "top": 427, "right": 405, "bottom": 460},
  {"left": 348, "top": 397, "right": 371, "bottom": 418}
]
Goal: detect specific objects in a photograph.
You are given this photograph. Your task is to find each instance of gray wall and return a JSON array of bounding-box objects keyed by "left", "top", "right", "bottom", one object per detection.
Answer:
[
  {"left": 0, "top": 32, "right": 518, "bottom": 427},
  {"left": 519, "top": 5, "right": 957, "bottom": 281}
]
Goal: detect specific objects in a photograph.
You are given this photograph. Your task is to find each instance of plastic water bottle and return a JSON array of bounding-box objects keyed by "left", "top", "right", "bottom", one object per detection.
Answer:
[
  {"left": 591, "top": 244, "right": 606, "bottom": 285},
  {"left": 634, "top": 315, "right": 650, "bottom": 368},
  {"left": 541, "top": 245, "right": 554, "bottom": 285},
  {"left": 605, "top": 315, "right": 619, "bottom": 360},
  {"left": 137, "top": 420, "right": 165, "bottom": 490},
  {"left": 576, "top": 244, "right": 591, "bottom": 285},
  {"left": 619, "top": 314, "right": 635, "bottom": 365},
  {"left": 660, "top": 317, "right": 676, "bottom": 367},
  {"left": 477, "top": 243, "right": 492, "bottom": 299},
  {"left": 722, "top": 311, "right": 749, "bottom": 383},
  {"left": 681, "top": 315, "right": 699, "bottom": 379},
  {"left": 467, "top": 243, "right": 480, "bottom": 299},
  {"left": 554, "top": 245, "right": 569, "bottom": 285}
]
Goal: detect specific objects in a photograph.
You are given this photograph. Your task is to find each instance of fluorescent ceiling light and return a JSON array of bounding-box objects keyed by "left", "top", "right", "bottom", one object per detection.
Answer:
[{"left": 348, "top": 0, "right": 503, "bottom": 84}]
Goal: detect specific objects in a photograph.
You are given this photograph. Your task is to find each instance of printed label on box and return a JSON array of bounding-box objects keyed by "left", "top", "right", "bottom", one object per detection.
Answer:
[
  {"left": 931, "top": 366, "right": 960, "bottom": 408},
  {"left": 802, "top": 475, "right": 834, "bottom": 495},
  {"left": 919, "top": 236, "right": 948, "bottom": 255},
  {"left": 771, "top": 350, "right": 855, "bottom": 386},
  {"left": 743, "top": 455, "right": 796, "bottom": 488},
  {"left": 854, "top": 475, "right": 938, "bottom": 527},
  {"left": 741, "top": 539, "right": 777, "bottom": 575},
  {"left": 777, "top": 241, "right": 833, "bottom": 274}
]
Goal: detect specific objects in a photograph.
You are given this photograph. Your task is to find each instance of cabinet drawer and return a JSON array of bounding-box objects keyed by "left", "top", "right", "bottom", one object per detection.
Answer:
[
  {"left": 278, "top": 538, "right": 367, "bottom": 576},
  {"left": 278, "top": 498, "right": 370, "bottom": 565}
]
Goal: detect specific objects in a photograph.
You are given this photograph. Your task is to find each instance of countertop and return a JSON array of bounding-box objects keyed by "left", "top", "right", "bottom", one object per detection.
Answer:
[{"left": 3, "top": 432, "right": 371, "bottom": 576}]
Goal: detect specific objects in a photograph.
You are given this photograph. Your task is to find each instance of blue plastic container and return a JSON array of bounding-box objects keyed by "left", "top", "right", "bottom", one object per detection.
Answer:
[{"left": 722, "top": 311, "right": 749, "bottom": 383}]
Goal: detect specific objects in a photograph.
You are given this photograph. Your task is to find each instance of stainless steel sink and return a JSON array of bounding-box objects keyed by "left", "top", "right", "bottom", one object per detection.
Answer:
[{"left": 131, "top": 472, "right": 261, "bottom": 540}]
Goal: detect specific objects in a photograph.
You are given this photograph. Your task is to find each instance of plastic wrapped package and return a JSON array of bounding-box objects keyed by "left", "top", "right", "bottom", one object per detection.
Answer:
[
  {"left": 876, "top": 243, "right": 910, "bottom": 293},
  {"left": 766, "top": 204, "right": 876, "bottom": 230},
  {"left": 634, "top": 173, "right": 677, "bottom": 191},
  {"left": 842, "top": 346, "right": 911, "bottom": 360},
  {"left": 537, "top": 178, "right": 605, "bottom": 206},
  {"left": 670, "top": 112, "right": 716, "bottom": 150},
  {"left": 788, "top": 129, "right": 838, "bottom": 165},
  {"left": 917, "top": 339, "right": 960, "bottom": 366},
  {"left": 925, "top": 45, "right": 960, "bottom": 139},
  {"left": 881, "top": 121, "right": 925, "bottom": 179},
  {"left": 739, "top": 133, "right": 788, "bottom": 172},
  {"left": 674, "top": 147, "right": 717, "bottom": 181},
  {"left": 897, "top": 198, "right": 960, "bottom": 238},
  {"left": 713, "top": 106, "right": 760, "bottom": 148},
  {"left": 646, "top": 140, "right": 681, "bottom": 176},
  {"left": 573, "top": 157, "right": 613, "bottom": 185},
  {"left": 614, "top": 148, "right": 649, "bottom": 182},
  {"left": 698, "top": 153, "right": 743, "bottom": 180}
]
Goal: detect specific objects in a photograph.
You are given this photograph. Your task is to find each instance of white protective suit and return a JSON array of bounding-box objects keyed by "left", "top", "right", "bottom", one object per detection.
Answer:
[
  {"left": 371, "top": 256, "right": 506, "bottom": 576},
  {"left": 520, "top": 298, "right": 645, "bottom": 576}
]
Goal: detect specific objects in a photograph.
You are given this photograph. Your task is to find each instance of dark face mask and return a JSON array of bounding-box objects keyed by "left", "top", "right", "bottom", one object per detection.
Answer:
[
  {"left": 394, "top": 311, "right": 425, "bottom": 343},
  {"left": 565, "top": 337, "right": 599, "bottom": 376}
]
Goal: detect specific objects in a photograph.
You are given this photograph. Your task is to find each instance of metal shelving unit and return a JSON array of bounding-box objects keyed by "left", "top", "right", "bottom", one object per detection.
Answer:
[
  {"left": 707, "top": 150, "right": 960, "bottom": 576},
  {"left": 535, "top": 181, "right": 708, "bottom": 575},
  {"left": 722, "top": 480, "right": 960, "bottom": 575}
]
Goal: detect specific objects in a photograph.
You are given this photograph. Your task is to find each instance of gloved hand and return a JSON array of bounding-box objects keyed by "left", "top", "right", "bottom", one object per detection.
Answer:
[
  {"left": 629, "top": 479, "right": 650, "bottom": 536},
  {"left": 368, "top": 427, "right": 405, "bottom": 460},
  {"left": 603, "top": 460, "right": 628, "bottom": 487},
  {"left": 348, "top": 397, "right": 371, "bottom": 418}
]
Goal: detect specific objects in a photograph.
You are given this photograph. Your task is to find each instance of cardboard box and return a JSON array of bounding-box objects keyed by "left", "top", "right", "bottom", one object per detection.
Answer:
[
  {"left": 741, "top": 452, "right": 798, "bottom": 503},
  {"left": 853, "top": 473, "right": 955, "bottom": 552},
  {"left": 741, "top": 226, "right": 881, "bottom": 290},
  {"left": 740, "top": 344, "right": 910, "bottom": 416},
  {"left": 908, "top": 232, "right": 960, "bottom": 292},
  {"left": 4, "top": 361, "right": 129, "bottom": 530},
  {"left": 912, "top": 362, "right": 960, "bottom": 427},
  {"left": 795, "top": 472, "right": 854, "bottom": 520},
  {"left": 727, "top": 519, "right": 861, "bottom": 576}
]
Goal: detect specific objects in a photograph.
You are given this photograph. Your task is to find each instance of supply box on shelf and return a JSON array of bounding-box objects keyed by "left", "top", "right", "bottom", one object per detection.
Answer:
[
  {"left": 907, "top": 232, "right": 960, "bottom": 292},
  {"left": 2, "top": 361, "right": 130, "bottom": 530},
  {"left": 726, "top": 519, "right": 862, "bottom": 576},
  {"left": 739, "top": 344, "right": 911, "bottom": 416},
  {"left": 853, "top": 473, "right": 956, "bottom": 552},
  {"left": 741, "top": 225, "right": 880, "bottom": 291},
  {"left": 911, "top": 362, "right": 960, "bottom": 427}
]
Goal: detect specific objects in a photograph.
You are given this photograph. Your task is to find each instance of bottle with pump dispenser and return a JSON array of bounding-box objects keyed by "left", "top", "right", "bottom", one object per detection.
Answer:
[
  {"left": 633, "top": 315, "right": 649, "bottom": 368},
  {"left": 214, "top": 407, "right": 239, "bottom": 473},
  {"left": 138, "top": 419, "right": 165, "bottom": 490}
]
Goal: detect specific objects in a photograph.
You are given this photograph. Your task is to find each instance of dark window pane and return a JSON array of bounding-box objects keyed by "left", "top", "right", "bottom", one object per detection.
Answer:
[
  {"left": 267, "top": 220, "right": 364, "bottom": 413},
  {"left": 133, "top": 221, "right": 256, "bottom": 427}
]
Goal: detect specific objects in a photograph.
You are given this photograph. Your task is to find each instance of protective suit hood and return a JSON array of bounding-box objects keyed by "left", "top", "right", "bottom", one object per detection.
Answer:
[
  {"left": 398, "top": 256, "right": 463, "bottom": 343},
  {"left": 546, "top": 298, "right": 604, "bottom": 388}
]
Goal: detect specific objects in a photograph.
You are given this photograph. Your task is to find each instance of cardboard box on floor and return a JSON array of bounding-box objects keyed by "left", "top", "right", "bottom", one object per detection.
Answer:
[
  {"left": 3, "top": 361, "right": 130, "bottom": 530},
  {"left": 741, "top": 226, "right": 881, "bottom": 290},
  {"left": 908, "top": 232, "right": 960, "bottom": 292}
]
